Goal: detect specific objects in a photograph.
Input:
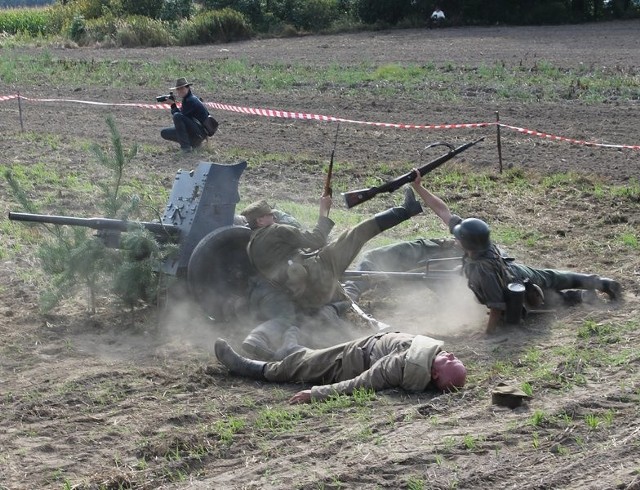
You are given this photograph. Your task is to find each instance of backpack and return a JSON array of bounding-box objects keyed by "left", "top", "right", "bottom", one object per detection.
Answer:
[{"left": 203, "top": 115, "right": 219, "bottom": 137}]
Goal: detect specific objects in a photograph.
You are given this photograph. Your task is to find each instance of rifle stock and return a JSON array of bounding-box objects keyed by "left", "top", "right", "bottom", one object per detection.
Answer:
[{"left": 342, "top": 136, "right": 484, "bottom": 208}]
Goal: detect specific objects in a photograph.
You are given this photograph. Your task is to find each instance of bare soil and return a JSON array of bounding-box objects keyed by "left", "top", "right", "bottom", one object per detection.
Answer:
[{"left": 1, "top": 21, "right": 640, "bottom": 490}]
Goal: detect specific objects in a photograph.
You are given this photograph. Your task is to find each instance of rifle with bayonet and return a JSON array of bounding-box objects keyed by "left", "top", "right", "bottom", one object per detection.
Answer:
[{"left": 342, "top": 136, "right": 485, "bottom": 208}]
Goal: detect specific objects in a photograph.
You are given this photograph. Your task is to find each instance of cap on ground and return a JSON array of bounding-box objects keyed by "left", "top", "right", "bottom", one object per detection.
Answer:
[{"left": 491, "top": 383, "right": 531, "bottom": 408}]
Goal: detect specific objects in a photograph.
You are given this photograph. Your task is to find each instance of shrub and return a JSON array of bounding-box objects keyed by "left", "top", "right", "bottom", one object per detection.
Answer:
[
  {"left": 67, "top": 14, "right": 87, "bottom": 42},
  {"left": 114, "top": 15, "right": 175, "bottom": 47},
  {"left": 64, "top": 0, "right": 112, "bottom": 20},
  {"left": 203, "top": 0, "right": 265, "bottom": 26},
  {"left": 80, "top": 15, "right": 118, "bottom": 45},
  {"left": 289, "top": 0, "right": 341, "bottom": 31},
  {"left": 176, "top": 8, "right": 251, "bottom": 45}
]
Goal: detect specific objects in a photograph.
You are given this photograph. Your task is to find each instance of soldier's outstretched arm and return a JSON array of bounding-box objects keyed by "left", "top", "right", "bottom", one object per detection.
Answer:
[
  {"left": 410, "top": 169, "right": 453, "bottom": 226},
  {"left": 319, "top": 195, "right": 332, "bottom": 218}
]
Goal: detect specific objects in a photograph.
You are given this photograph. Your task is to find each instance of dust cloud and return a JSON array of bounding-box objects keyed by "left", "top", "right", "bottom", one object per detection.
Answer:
[{"left": 370, "top": 277, "right": 486, "bottom": 338}]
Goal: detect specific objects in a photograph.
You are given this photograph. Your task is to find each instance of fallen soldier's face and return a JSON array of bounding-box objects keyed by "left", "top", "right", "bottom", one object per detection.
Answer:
[{"left": 432, "top": 351, "right": 467, "bottom": 391}]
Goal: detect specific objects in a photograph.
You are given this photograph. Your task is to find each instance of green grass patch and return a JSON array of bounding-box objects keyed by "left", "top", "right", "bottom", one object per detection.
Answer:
[{"left": 2, "top": 50, "right": 639, "bottom": 104}]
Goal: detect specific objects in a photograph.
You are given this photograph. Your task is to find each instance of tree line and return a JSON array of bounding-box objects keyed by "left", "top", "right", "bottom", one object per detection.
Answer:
[{"left": 1, "top": 0, "right": 637, "bottom": 29}]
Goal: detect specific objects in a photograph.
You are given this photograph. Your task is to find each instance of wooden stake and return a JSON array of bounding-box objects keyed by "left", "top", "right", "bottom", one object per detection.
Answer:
[
  {"left": 17, "top": 91, "right": 24, "bottom": 133},
  {"left": 496, "top": 110, "right": 503, "bottom": 173}
]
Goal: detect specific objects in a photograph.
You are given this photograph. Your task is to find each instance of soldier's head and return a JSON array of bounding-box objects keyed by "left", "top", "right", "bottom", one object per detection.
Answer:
[
  {"left": 431, "top": 351, "right": 466, "bottom": 391},
  {"left": 241, "top": 200, "right": 275, "bottom": 229},
  {"left": 452, "top": 218, "right": 491, "bottom": 254}
]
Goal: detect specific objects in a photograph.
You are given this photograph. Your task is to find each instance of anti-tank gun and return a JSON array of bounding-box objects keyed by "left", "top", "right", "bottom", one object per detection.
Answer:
[{"left": 9, "top": 161, "right": 252, "bottom": 321}]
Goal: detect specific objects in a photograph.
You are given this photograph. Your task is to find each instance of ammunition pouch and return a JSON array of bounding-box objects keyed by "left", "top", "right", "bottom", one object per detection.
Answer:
[{"left": 504, "top": 282, "right": 526, "bottom": 324}]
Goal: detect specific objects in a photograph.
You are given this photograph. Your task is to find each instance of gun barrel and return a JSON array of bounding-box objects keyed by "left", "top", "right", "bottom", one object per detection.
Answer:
[
  {"left": 8, "top": 212, "right": 180, "bottom": 237},
  {"left": 342, "top": 269, "right": 461, "bottom": 280}
]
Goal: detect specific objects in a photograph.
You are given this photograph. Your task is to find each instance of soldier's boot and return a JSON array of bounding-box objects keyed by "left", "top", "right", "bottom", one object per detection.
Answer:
[
  {"left": 374, "top": 187, "right": 423, "bottom": 232},
  {"left": 600, "top": 278, "right": 622, "bottom": 301},
  {"left": 215, "top": 339, "right": 267, "bottom": 380},
  {"left": 568, "top": 273, "right": 622, "bottom": 301},
  {"left": 273, "top": 326, "right": 304, "bottom": 361}
]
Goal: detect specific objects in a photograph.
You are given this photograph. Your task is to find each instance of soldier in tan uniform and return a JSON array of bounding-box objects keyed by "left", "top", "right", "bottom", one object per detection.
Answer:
[{"left": 214, "top": 332, "right": 467, "bottom": 403}]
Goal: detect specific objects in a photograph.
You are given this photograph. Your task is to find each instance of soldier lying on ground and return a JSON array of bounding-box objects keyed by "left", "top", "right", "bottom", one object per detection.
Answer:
[
  {"left": 238, "top": 186, "right": 423, "bottom": 359},
  {"left": 214, "top": 332, "right": 467, "bottom": 404},
  {"left": 409, "top": 170, "right": 622, "bottom": 333}
]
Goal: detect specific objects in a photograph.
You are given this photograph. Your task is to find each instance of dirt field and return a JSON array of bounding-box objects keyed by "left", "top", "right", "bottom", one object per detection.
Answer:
[{"left": 1, "top": 21, "right": 640, "bottom": 490}]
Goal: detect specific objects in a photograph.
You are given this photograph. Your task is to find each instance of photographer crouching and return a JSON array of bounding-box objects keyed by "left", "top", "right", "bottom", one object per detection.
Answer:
[{"left": 159, "top": 77, "right": 217, "bottom": 153}]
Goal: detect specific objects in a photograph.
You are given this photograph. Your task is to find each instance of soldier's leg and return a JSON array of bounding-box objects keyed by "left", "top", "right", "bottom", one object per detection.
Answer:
[
  {"left": 321, "top": 187, "right": 423, "bottom": 277},
  {"left": 511, "top": 264, "right": 621, "bottom": 300},
  {"left": 244, "top": 277, "right": 298, "bottom": 360},
  {"left": 357, "top": 238, "right": 460, "bottom": 272},
  {"left": 215, "top": 339, "right": 267, "bottom": 380},
  {"left": 263, "top": 343, "right": 346, "bottom": 384},
  {"left": 242, "top": 319, "right": 293, "bottom": 361}
]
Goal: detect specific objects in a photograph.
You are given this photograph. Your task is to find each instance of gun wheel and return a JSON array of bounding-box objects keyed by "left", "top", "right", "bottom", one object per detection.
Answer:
[{"left": 187, "top": 225, "right": 254, "bottom": 322}]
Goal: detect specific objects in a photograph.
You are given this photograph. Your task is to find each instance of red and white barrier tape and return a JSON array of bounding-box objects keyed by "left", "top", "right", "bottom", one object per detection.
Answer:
[
  {"left": 499, "top": 124, "right": 640, "bottom": 150},
  {"left": 205, "top": 101, "right": 491, "bottom": 130},
  {"left": 2, "top": 93, "right": 639, "bottom": 150}
]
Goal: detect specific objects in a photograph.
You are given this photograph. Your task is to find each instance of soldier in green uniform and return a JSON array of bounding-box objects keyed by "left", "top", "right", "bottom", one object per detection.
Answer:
[
  {"left": 214, "top": 332, "right": 467, "bottom": 403},
  {"left": 238, "top": 207, "right": 349, "bottom": 361},
  {"left": 409, "top": 171, "right": 622, "bottom": 333},
  {"left": 242, "top": 187, "right": 423, "bottom": 310}
]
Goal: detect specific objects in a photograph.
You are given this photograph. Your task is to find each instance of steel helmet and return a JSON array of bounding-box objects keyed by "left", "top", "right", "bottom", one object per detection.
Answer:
[{"left": 452, "top": 218, "right": 491, "bottom": 252}]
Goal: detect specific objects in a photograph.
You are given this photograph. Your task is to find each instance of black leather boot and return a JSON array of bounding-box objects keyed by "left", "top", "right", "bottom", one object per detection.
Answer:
[
  {"left": 600, "top": 278, "right": 622, "bottom": 300},
  {"left": 215, "top": 339, "right": 267, "bottom": 380},
  {"left": 567, "top": 273, "right": 621, "bottom": 301},
  {"left": 567, "top": 273, "right": 600, "bottom": 290},
  {"left": 374, "top": 187, "right": 423, "bottom": 232}
]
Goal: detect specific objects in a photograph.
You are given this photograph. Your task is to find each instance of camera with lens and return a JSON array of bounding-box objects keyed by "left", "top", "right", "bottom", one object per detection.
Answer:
[{"left": 156, "top": 91, "right": 175, "bottom": 103}]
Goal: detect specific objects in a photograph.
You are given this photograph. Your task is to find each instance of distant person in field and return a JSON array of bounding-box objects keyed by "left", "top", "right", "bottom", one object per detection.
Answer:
[
  {"left": 430, "top": 6, "right": 446, "bottom": 26},
  {"left": 159, "top": 77, "right": 210, "bottom": 153},
  {"left": 214, "top": 332, "right": 467, "bottom": 404},
  {"left": 409, "top": 170, "right": 622, "bottom": 333}
]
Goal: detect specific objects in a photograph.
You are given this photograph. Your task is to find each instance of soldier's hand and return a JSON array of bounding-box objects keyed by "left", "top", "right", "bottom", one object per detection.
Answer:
[
  {"left": 319, "top": 195, "right": 332, "bottom": 218},
  {"left": 410, "top": 168, "right": 422, "bottom": 189},
  {"left": 288, "top": 389, "right": 312, "bottom": 404}
]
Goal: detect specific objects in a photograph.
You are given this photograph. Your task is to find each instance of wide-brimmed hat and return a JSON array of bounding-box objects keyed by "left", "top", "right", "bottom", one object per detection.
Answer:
[{"left": 170, "top": 77, "right": 191, "bottom": 90}]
